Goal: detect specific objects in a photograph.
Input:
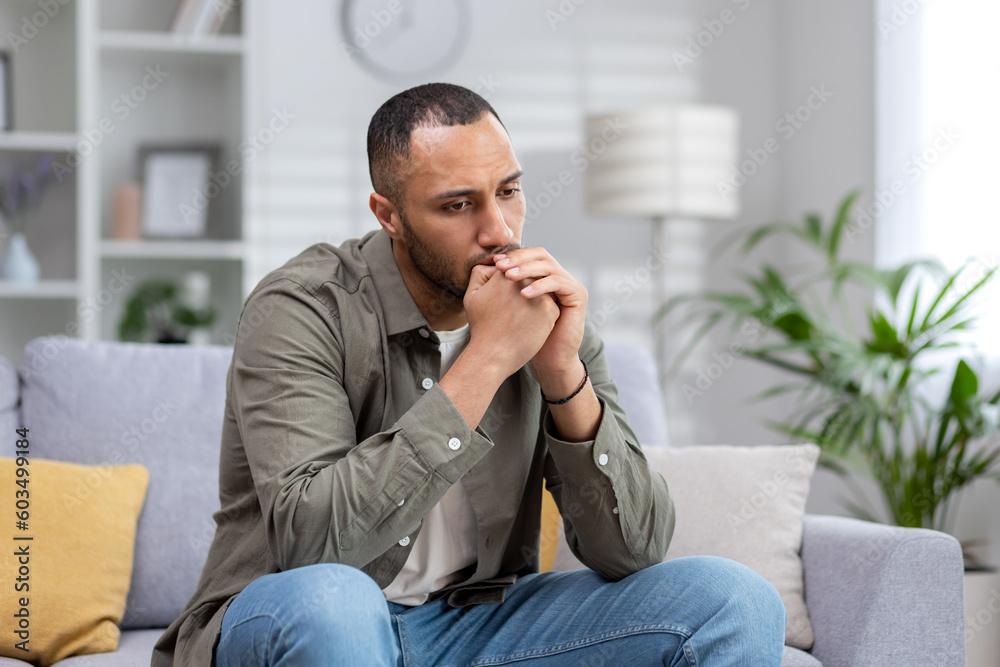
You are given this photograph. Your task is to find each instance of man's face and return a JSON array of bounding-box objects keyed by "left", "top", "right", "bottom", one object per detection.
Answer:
[{"left": 394, "top": 112, "right": 525, "bottom": 301}]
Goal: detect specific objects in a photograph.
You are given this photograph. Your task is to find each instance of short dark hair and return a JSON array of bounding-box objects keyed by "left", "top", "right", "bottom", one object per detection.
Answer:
[{"left": 367, "top": 83, "right": 504, "bottom": 211}]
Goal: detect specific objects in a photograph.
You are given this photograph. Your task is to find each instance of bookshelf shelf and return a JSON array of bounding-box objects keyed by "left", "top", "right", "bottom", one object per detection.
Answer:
[
  {"left": 0, "top": 132, "right": 79, "bottom": 152},
  {"left": 99, "top": 31, "right": 244, "bottom": 55},
  {"left": 0, "top": 280, "right": 78, "bottom": 299},
  {"left": 100, "top": 239, "right": 245, "bottom": 260}
]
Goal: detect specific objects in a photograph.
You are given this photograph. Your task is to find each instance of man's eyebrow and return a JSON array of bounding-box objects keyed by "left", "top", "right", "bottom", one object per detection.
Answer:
[
  {"left": 431, "top": 170, "right": 524, "bottom": 200},
  {"left": 500, "top": 170, "right": 524, "bottom": 185}
]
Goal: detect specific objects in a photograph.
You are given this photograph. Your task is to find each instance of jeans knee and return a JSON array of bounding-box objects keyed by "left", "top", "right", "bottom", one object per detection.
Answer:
[
  {"left": 239, "top": 563, "right": 389, "bottom": 636},
  {"left": 220, "top": 564, "right": 397, "bottom": 666},
  {"left": 701, "top": 557, "right": 785, "bottom": 626},
  {"left": 287, "top": 563, "right": 387, "bottom": 623},
  {"left": 658, "top": 556, "right": 786, "bottom": 626}
]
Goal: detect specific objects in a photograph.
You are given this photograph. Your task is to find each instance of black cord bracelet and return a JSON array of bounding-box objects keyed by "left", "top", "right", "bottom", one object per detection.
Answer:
[{"left": 541, "top": 360, "right": 588, "bottom": 405}]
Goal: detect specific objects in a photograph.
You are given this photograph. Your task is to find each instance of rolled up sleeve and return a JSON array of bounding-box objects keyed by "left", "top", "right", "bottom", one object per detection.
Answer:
[
  {"left": 232, "top": 280, "right": 493, "bottom": 572},
  {"left": 541, "top": 322, "right": 675, "bottom": 580}
]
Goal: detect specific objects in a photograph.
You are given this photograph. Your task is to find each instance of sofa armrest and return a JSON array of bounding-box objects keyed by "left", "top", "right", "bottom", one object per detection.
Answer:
[{"left": 801, "top": 513, "right": 965, "bottom": 667}]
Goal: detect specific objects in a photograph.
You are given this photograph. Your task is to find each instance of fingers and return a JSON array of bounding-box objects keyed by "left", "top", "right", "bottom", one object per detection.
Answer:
[
  {"left": 518, "top": 275, "right": 563, "bottom": 298},
  {"left": 496, "top": 259, "right": 552, "bottom": 281},
  {"left": 493, "top": 247, "right": 548, "bottom": 266},
  {"left": 494, "top": 250, "right": 566, "bottom": 288},
  {"left": 495, "top": 250, "right": 586, "bottom": 309},
  {"left": 468, "top": 264, "right": 499, "bottom": 292}
]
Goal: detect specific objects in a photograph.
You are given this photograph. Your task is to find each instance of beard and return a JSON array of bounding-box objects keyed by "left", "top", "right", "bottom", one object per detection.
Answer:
[{"left": 399, "top": 213, "right": 518, "bottom": 302}]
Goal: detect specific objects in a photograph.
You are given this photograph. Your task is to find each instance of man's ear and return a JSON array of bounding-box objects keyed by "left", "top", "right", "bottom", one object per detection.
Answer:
[{"left": 369, "top": 192, "right": 403, "bottom": 239}]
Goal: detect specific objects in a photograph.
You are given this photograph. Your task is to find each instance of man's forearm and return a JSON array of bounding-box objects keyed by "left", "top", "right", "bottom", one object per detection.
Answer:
[{"left": 438, "top": 343, "right": 508, "bottom": 430}]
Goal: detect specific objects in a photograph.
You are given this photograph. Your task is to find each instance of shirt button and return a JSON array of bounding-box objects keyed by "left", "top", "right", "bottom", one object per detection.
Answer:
[
  {"left": 418, "top": 328, "right": 429, "bottom": 338},
  {"left": 598, "top": 453, "right": 609, "bottom": 466},
  {"left": 448, "top": 437, "right": 462, "bottom": 450},
  {"left": 398, "top": 536, "right": 410, "bottom": 547},
  {"left": 397, "top": 498, "right": 405, "bottom": 506},
  {"left": 612, "top": 506, "right": 619, "bottom": 514},
  {"left": 421, "top": 377, "right": 433, "bottom": 390}
]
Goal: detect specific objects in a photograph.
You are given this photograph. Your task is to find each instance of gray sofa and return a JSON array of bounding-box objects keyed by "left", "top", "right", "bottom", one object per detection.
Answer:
[{"left": 0, "top": 336, "right": 966, "bottom": 666}]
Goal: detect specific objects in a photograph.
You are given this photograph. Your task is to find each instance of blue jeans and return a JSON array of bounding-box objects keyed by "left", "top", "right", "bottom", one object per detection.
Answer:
[{"left": 215, "top": 556, "right": 787, "bottom": 666}]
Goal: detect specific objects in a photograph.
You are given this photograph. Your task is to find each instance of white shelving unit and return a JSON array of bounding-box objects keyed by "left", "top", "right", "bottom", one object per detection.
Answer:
[{"left": 0, "top": 0, "right": 256, "bottom": 361}]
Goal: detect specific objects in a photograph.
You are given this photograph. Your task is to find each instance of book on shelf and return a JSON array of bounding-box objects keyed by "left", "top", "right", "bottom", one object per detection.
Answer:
[{"left": 170, "top": 0, "right": 236, "bottom": 36}]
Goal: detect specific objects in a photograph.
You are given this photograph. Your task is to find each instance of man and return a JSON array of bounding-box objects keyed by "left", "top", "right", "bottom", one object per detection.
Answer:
[{"left": 152, "top": 83, "right": 786, "bottom": 666}]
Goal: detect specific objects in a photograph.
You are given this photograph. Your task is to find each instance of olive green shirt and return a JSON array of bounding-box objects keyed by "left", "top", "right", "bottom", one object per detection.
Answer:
[{"left": 151, "top": 228, "right": 675, "bottom": 666}]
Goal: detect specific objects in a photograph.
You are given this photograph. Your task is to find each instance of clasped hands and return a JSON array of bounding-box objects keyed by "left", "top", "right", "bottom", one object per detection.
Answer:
[{"left": 465, "top": 247, "right": 588, "bottom": 387}]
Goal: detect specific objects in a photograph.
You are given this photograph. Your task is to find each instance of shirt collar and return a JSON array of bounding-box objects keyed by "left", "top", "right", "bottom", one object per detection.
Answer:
[{"left": 360, "top": 227, "right": 432, "bottom": 337}]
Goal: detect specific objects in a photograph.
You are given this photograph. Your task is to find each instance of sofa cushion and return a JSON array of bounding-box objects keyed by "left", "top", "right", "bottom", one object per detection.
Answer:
[
  {"left": 17, "top": 337, "right": 234, "bottom": 629},
  {"left": 0, "top": 357, "right": 17, "bottom": 438},
  {"left": 0, "top": 459, "right": 149, "bottom": 666},
  {"left": 552, "top": 443, "right": 819, "bottom": 650},
  {"left": 782, "top": 646, "right": 823, "bottom": 666},
  {"left": 604, "top": 343, "right": 669, "bottom": 447},
  {"left": 50, "top": 629, "right": 163, "bottom": 666}
]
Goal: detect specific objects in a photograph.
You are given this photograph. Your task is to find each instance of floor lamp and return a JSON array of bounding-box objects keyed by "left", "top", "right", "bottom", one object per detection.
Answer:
[{"left": 584, "top": 104, "right": 740, "bottom": 389}]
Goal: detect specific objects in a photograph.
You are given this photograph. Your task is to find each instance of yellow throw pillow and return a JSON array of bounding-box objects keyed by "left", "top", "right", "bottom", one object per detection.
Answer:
[
  {"left": 0, "top": 455, "right": 149, "bottom": 667},
  {"left": 540, "top": 482, "right": 560, "bottom": 572}
]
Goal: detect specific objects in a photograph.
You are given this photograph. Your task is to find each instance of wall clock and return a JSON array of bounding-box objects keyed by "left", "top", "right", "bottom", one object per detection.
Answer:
[{"left": 339, "top": 0, "right": 471, "bottom": 82}]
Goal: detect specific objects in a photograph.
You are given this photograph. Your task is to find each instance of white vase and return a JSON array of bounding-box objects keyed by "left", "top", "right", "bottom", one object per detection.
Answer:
[{"left": 1, "top": 232, "right": 40, "bottom": 283}]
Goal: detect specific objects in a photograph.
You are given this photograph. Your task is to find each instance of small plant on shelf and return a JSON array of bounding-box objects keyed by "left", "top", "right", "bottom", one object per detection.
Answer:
[{"left": 118, "top": 278, "right": 217, "bottom": 344}]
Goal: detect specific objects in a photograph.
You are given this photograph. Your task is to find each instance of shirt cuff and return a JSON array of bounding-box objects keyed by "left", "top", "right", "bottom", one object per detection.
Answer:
[
  {"left": 542, "top": 395, "right": 622, "bottom": 481},
  {"left": 395, "top": 382, "right": 494, "bottom": 483}
]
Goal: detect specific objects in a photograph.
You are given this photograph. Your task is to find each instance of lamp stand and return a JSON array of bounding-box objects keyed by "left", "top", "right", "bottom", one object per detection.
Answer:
[{"left": 651, "top": 215, "right": 669, "bottom": 393}]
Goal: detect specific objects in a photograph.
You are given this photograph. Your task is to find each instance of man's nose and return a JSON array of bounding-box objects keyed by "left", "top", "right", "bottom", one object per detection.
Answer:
[{"left": 479, "top": 199, "right": 512, "bottom": 248}]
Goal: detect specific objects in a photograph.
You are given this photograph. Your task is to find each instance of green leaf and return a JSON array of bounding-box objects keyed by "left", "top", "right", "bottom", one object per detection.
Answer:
[
  {"left": 805, "top": 214, "right": 824, "bottom": 245},
  {"left": 948, "top": 359, "right": 978, "bottom": 408},
  {"left": 772, "top": 312, "right": 813, "bottom": 341},
  {"left": 919, "top": 264, "right": 965, "bottom": 332},
  {"left": 879, "top": 265, "right": 913, "bottom": 308},
  {"left": 928, "top": 265, "right": 997, "bottom": 333},
  {"left": 865, "top": 310, "right": 906, "bottom": 357},
  {"left": 905, "top": 282, "right": 921, "bottom": 338},
  {"left": 827, "top": 189, "right": 861, "bottom": 263}
]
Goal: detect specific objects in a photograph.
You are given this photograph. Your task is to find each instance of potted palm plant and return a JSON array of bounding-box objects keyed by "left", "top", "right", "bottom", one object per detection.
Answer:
[{"left": 659, "top": 190, "right": 1000, "bottom": 566}]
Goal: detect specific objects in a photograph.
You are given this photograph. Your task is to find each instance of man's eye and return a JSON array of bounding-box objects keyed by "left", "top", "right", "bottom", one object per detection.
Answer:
[
  {"left": 499, "top": 186, "right": 521, "bottom": 197},
  {"left": 447, "top": 201, "right": 470, "bottom": 211}
]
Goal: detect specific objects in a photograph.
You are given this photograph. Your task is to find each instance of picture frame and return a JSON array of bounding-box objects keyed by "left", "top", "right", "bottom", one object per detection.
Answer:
[
  {"left": 0, "top": 51, "right": 12, "bottom": 131},
  {"left": 138, "top": 143, "right": 221, "bottom": 238}
]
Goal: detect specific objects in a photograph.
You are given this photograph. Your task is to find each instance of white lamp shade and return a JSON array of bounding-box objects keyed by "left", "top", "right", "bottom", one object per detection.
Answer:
[{"left": 585, "top": 104, "right": 740, "bottom": 220}]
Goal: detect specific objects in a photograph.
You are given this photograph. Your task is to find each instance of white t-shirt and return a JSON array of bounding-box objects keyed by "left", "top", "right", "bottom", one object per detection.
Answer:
[{"left": 381, "top": 322, "right": 479, "bottom": 606}]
